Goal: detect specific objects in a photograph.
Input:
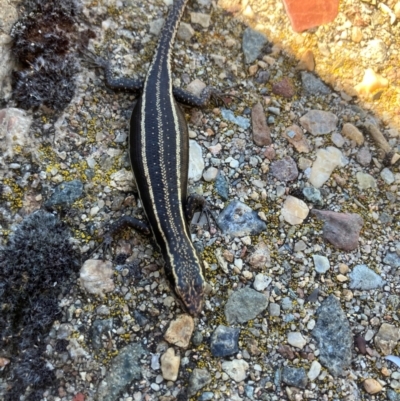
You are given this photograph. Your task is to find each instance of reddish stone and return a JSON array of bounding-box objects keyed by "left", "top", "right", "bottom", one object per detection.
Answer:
[
  {"left": 282, "top": 0, "right": 340, "bottom": 32},
  {"left": 73, "top": 393, "right": 85, "bottom": 401},
  {"left": 272, "top": 77, "right": 295, "bottom": 99}
]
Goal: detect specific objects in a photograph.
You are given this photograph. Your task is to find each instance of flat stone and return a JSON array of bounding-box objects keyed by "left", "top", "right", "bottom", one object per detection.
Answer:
[
  {"left": 80, "top": 260, "right": 115, "bottom": 296},
  {"left": 312, "top": 295, "right": 352, "bottom": 377},
  {"left": 287, "top": 332, "right": 306, "bottom": 349},
  {"left": 381, "top": 168, "right": 395, "bottom": 184},
  {"left": 384, "top": 252, "right": 400, "bottom": 268},
  {"left": 252, "top": 102, "right": 272, "bottom": 146},
  {"left": 300, "top": 110, "right": 338, "bottom": 136},
  {"left": 190, "top": 12, "right": 211, "bottom": 28},
  {"left": 160, "top": 348, "right": 180, "bottom": 381},
  {"left": 217, "top": 200, "right": 267, "bottom": 237},
  {"left": 282, "top": 0, "right": 339, "bottom": 32},
  {"left": 313, "top": 255, "right": 330, "bottom": 274},
  {"left": 189, "top": 140, "right": 204, "bottom": 181},
  {"left": 269, "top": 303, "right": 281, "bottom": 316},
  {"left": 110, "top": 169, "right": 135, "bottom": 192},
  {"left": 283, "top": 124, "right": 311, "bottom": 153},
  {"left": 248, "top": 242, "right": 271, "bottom": 269},
  {"left": 307, "top": 361, "right": 322, "bottom": 381},
  {"left": 164, "top": 314, "right": 194, "bottom": 348},
  {"left": 177, "top": 22, "right": 195, "bottom": 41},
  {"left": 253, "top": 273, "right": 272, "bottom": 291},
  {"left": 309, "top": 147, "right": 345, "bottom": 188},
  {"left": 312, "top": 210, "right": 364, "bottom": 251},
  {"left": 356, "top": 147, "right": 372, "bottom": 166},
  {"left": 301, "top": 72, "right": 331, "bottom": 95},
  {"left": 188, "top": 368, "right": 212, "bottom": 397},
  {"left": 221, "top": 359, "right": 249, "bottom": 382},
  {"left": 282, "top": 366, "right": 308, "bottom": 389},
  {"left": 331, "top": 132, "right": 345, "bottom": 147},
  {"left": 210, "top": 325, "right": 240, "bottom": 357},
  {"left": 349, "top": 265, "right": 384, "bottom": 290},
  {"left": 281, "top": 195, "right": 309, "bottom": 225},
  {"left": 242, "top": 27, "right": 268, "bottom": 64},
  {"left": 364, "top": 378, "right": 383, "bottom": 394},
  {"left": 221, "top": 108, "right": 250, "bottom": 129},
  {"left": 356, "top": 172, "right": 377, "bottom": 190},
  {"left": 374, "top": 323, "right": 400, "bottom": 356},
  {"left": 270, "top": 156, "right": 298, "bottom": 182},
  {"left": 97, "top": 343, "right": 147, "bottom": 401},
  {"left": 342, "top": 123, "right": 364, "bottom": 145},
  {"left": 225, "top": 287, "right": 268, "bottom": 324}
]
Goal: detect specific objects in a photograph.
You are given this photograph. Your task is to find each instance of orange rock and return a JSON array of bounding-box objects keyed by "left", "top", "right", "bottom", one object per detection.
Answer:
[{"left": 282, "top": 0, "right": 340, "bottom": 32}]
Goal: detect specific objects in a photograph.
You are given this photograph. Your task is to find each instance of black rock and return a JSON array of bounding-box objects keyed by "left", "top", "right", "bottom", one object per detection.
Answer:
[
  {"left": 215, "top": 170, "right": 229, "bottom": 201},
  {"left": 210, "top": 325, "right": 240, "bottom": 357},
  {"left": 45, "top": 179, "right": 83, "bottom": 208}
]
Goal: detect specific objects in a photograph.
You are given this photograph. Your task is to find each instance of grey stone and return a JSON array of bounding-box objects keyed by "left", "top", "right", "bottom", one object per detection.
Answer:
[
  {"left": 90, "top": 318, "right": 113, "bottom": 350},
  {"left": 192, "top": 331, "right": 204, "bottom": 347},
  {"left": 199, "top": 392, "right": 215, "bottom": 401},
  {"left": 312, "top": 295, "right": 352, "bottom": 377},
  {"left": 221, "top": 108, "right": 250, "bottom": 129},
  {"left": 242, "top": 27, "right": 268, "bottom": 64},
  {"left": 281, "top": 297, "right": 293, "bottom": 311},
  {"left": 388, "top": 389, "right": 400, "bottom": 401},
  {"left": 300, "top": 110, "right": 338, "bottom": 136},
  {"left": 210, "top": 325, "right": 240, "bottom": 357},
  {"left": 215, "top": 170, "right": 229, "bottom": 200},
  {"left": 303, "top": 187, "right": 323, "bottom": 205},
  {"left": 282, "top": 366, "right": 308, "bottom": 389},
  {"left": 313, "top": 255, "right": 330, "bottom": 274},
  {"left": 301, "top": 72, "right": 331, "bottom": 95},
  {"left": 217, "top": 200, "right": 267, "bottom": 237},
  {"left": 222, "top": 359, "right": 249, "bottom": 382},
  {"left": 97, "top": 342, "right": 147, "bottom": 401},
  {"left": 45, "top": 179, "right": 83, "bottom": 208},
  {"left": 349, "top": 265, "right": 384, "bottom": 290},
  {"left": 384, "top": 252, "right": 400, "bottom": 268},
  {"left": 270, "top": 156, "right": 298, "bottom": 182},
  {"left": 269, "top": 303, "right": 280, "bottom": 316},
  {"left": 188, "top": 368, "right": 212, "bottom": 397},
  {"left": 225, "top": 287, "right": 268, "bottom": 324}
]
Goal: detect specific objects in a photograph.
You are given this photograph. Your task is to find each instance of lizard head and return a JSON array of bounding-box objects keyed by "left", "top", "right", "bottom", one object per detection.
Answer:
[{"left": 174, "top": 272, "right": 206, "bottom": 316}]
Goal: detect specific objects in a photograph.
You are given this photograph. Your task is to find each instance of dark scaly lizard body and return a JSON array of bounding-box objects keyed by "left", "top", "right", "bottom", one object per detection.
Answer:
[{"left": 92, "top": 0, "right": 225, "bottom": 315}]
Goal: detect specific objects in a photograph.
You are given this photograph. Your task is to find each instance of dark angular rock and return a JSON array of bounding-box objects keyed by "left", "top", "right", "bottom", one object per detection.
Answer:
[
  {"left": 301, "top": 72, "right": 331, "bottom": 95},
  {"left": 217, "top": 200, "right": 267, "bottom": 237},
  {"left": 242, "top": 27, "right": 268, "bottom": 64},
  {"left": 349, "top": 265, "right": 384, "bottom": 290},
  {"left": 312, "top": 295, "right": 352, "bottom": 376},
  {"left": 282, "top": 366, "right": 308, "bottom": 388},
  {"left": 311, "top": 209, "right": 364, "bottom": 251},
  {"left": 215, "top": 170, "right": 229, "bottom": 201},
  {"left": 210, "top": 325, "right": 240, "bottom": 357},
  {"left": 45, "top": 179, "right": 84, "bottom": 208}
]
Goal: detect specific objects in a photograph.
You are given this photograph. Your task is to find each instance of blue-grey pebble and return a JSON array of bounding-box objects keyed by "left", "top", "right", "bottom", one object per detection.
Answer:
[
  {"left": 221, "top": 108, "right": 250, "bottom": 129},
  {"left": 301, "top": 72, "right": 331, "bottom": 95},
  {"left": 210, "top": 325, "right": 240, "bottom": 357},
  {"left": 303, "top": 186, "right": 324, "bottom": 205},
  {"left": 199, "top": 392, "right": 214, "bottom": 401},
  {"left": 242, "top": 27, "right": 268, "bottom": 64},
  {"left": 217, "top": 200, "right": 267, "bottom": 236},
  {"left": 312, "top": 295, "right": 352, "bottom": 377},
  {"left": 45, "top": 179, "right": 83, "bottom": 208},
  {"left": 188, "top": 368, "right": 212, "bottom": 397},
  {"left": 282, "top": 366, "right": 308, "bottom": 389},
  {"left": 349, "top": 264, "right": 384, "bottom": 290},
  {"left": 215, "top": 171, "right": 229, "bottom": 201},
  {"left": 384, "top": 252, "right": 400, "bottom": 268}
]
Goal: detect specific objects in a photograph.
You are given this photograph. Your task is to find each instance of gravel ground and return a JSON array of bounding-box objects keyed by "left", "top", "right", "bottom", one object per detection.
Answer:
[{"left": 1, "top": 0, "right": 400, "bottom": 400}]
